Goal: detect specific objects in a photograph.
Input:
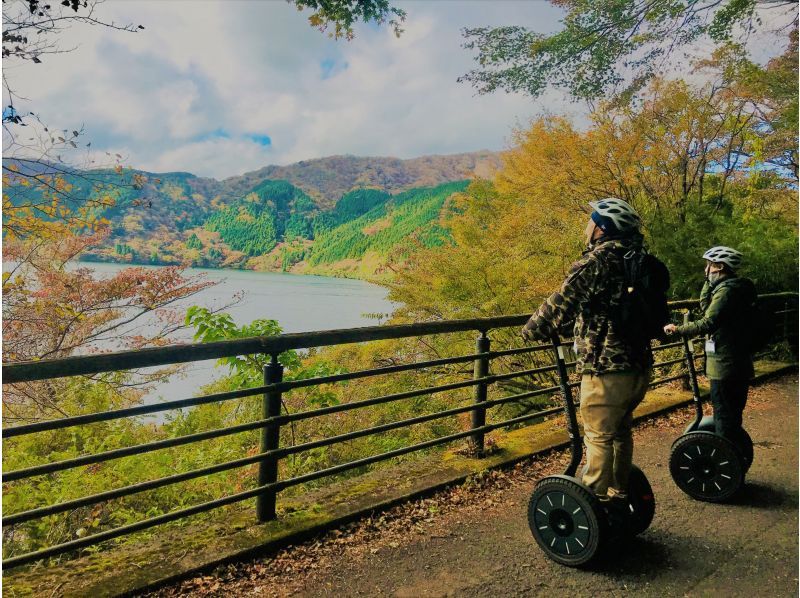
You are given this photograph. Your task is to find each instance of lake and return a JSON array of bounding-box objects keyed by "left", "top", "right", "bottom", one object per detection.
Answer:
[{"left": 76, "top": 262, "right": 397, "bottom": 404}]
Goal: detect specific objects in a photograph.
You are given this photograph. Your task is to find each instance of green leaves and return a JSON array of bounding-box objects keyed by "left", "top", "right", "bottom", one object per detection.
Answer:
[
  {"left": 308, "top": 181, "right": 467, "bottom": 267},
  {"left": 186, "top": 306, "right": 302, "bottom": 388},
  {"left": 203, "top": 179, "right": 316, "bottom": 257},
  {"left": 460, "top": 0, "right": 792, "bottom": 100},
  {"left": 292, "top": 0, "right": 406, "bottom": 40}
]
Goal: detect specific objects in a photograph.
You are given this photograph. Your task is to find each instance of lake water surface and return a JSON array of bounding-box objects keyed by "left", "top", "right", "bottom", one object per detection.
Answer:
[{"left": 77, "top": 262, "right": 397, "bottom": 404}]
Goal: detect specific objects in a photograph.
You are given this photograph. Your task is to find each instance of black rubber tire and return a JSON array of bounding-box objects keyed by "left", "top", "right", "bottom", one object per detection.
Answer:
[
  {"left": 696, "top": 416, "right": 753, "bottom": 473},
  {"left": 625, "top": 465, "right": 655, "bottom": 536},
  {"left": 669, "top": 431, "right": 744, "bottom": 502},
  {"left": 527, "top": 476, "right": 605, "bottom": 567}
]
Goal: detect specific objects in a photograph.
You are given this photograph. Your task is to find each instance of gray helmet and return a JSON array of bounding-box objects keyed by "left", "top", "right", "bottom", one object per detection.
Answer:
[
  {"left": 589, "top": 197, "right": 641, "bottom": 234},
  {"left": 702, "top": 246, "right": 743, "bottom": 270}
]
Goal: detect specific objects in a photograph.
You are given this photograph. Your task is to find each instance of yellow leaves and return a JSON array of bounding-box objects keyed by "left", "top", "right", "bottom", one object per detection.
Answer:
[
  {"left": 495, "top": 118, "right": 606, "bottom": 227},
  {"left": 392, "top": 71, "right": 797, "bottom": 321},
  {"left": 236, "top": 205, "right": 255, "bottom": 223},
  {"left": 98, "top": 194, "right": 115, "bottom": 207},
  {"left": 3, "top": 172, "right": 118, "bottom": 242},
  {"left": 53, "top": 177, "right": 73, "bottom": 193}
]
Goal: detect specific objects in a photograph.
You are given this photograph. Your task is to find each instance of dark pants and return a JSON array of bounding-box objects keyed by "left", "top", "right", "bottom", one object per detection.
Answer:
[{"left": 710, "top": 378, "right": 749, "bottom": 449}]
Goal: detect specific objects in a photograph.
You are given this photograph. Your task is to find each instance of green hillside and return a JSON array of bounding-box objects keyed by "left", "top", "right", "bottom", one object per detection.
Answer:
[
  {"left": 313, "top": 188, "right": 391, "bottom": 232},
  {"left": 308, "top": 181, "right": 468, "bottom": 266},
  {"left": 4, "top": 155, "right": 481, "bottom": 278},
  {"left": 205, "top": 180, "right": 316, "bottom": 256}
]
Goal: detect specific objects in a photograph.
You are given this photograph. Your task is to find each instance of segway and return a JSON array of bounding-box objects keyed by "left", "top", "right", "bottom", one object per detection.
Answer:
[
  {"left": 527, "top": 336, "right": 656, "bottom": 567},
  {"left": 668, "top": 334, "right": 753, "bottom": 502}
]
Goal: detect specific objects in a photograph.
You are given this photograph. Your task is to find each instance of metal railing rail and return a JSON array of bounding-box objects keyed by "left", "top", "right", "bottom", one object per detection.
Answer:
[
  {"left": 1, "top": 292, "right": 796, "bottom": 569},
  {"left": 4, "top": 292, "right": 795, "bottom": 385}
]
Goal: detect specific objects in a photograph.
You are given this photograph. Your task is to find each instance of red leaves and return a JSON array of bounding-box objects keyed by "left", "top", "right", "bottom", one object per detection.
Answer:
[{"left": 3, "top": 229, "right": 216, "bottom": 364}]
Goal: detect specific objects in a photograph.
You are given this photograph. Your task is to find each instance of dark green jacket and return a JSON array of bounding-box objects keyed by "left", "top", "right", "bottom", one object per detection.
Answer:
[
  {"left": 676, "top": 276, "right": 756, "bottom": 380},
  {"left": 523, "top": 235, "right": 652, "bottom": 375}
]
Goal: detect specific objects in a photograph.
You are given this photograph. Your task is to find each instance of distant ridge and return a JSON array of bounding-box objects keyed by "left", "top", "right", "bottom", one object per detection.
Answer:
[
  {"left": 219, "top": 151, "right": 502, "bottom": 208},
  {"left": 6, "top": 150, "right": 501, "bottom": 279}
]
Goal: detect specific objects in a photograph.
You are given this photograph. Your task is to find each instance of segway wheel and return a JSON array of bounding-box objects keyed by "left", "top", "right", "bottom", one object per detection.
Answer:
[
  {"left": 527, "top": 476, "right": 604, "bottom": 567},
  {"left": 695, "top": 416, "right": 753, "bottom": 473},
  {"left": 669, "top": 431, "right": 744, "bottom": 502},
  {"left": 625, "top": 465, "right": 655, "bottom": 536}
]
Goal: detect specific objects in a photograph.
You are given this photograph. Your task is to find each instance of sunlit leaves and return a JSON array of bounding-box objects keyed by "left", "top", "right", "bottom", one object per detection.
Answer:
[
  {"left": 460, "top": 0, "right": 796, "bottom": 100},
  {"left": 291, "top": 0, "right": 406, "bottom": 40},
  {"left": 391, "top": 67, "right": 797, "bottom": 324}
]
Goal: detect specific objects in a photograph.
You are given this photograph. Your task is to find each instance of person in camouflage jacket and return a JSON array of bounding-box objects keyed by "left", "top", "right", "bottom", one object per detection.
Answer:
[
  {"left": 521, "top": 198, "right": 654, "bottom": 501},
  {"left": 521, "top": 233, "right": 652, "bottom": 375}
]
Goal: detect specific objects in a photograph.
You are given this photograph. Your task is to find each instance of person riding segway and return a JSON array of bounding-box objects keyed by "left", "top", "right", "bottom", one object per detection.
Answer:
[
  {"left": 521, "top": 198, "right": 670, "bottom": 566},
  {"left": 664, "top": 246, "right": 757, "bottom": 502}
]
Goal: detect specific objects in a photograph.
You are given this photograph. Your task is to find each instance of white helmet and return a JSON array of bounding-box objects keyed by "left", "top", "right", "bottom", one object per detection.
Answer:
[
  {"left": 589, "top": 197, "right": 641, "bottom": 233},
  {"left": 702, "top": 246, "right": 743, "bottom": 270}
]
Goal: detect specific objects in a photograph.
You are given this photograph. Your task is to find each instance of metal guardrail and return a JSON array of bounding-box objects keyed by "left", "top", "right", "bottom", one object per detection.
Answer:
[{"left": 1, "top": 292, "right": 797, "bottom": 569}]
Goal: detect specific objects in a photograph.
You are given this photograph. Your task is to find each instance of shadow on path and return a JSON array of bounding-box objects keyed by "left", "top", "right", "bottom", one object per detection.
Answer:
[
  {"left": 727, "top": 481, "right": 794, "bottom": 509},
  {"left": 590, "top": 535, "right": 672, "bottom": 576}
]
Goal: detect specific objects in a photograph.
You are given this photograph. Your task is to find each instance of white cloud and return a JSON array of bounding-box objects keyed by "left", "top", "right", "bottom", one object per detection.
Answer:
[
  {"left": 143, "top": 137, "right": 275, "bottom": 179},
  {"left": 2, "top": 0, "right": 794, "bottom": 179}
]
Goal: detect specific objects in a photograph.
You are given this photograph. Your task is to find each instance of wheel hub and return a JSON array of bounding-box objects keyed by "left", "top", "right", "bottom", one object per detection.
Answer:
[
  {"left": 678, "top": 443, "right": 731, "bottom": 492},
  {"left": 548, "top": 508, "right": 575, "bottom": 536},
  {"left": 692, "top": 456, "right": 717, "bottom": 480}
]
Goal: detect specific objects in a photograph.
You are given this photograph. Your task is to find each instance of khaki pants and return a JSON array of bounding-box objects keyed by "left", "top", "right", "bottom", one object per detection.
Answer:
[{"left": 580, "top": 371, "right": 650, "bottom": 497}]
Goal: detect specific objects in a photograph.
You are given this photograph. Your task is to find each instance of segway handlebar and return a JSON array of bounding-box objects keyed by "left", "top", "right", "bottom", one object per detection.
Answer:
[
  {"left": 680, "top": 312, "right": 704, "bottom": 430},
  {"left": 551, "top": 335, "right": 582, "bottom": 477}
]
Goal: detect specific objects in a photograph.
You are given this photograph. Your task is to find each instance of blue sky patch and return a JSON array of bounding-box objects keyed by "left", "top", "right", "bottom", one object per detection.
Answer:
[
  {"left": 194, "top": 128, "right": 231, "bottom": 142},
  {"left": 320, "top": 58, "right": 348, "bottom": 79},
  {"left": 247, "top": 134, "right": 272, "bottom": 146}
]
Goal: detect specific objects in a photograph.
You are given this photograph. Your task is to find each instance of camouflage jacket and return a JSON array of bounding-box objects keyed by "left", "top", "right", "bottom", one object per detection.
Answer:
[{"left": 523, "top": 235, "right": 652, "bottom": 375}]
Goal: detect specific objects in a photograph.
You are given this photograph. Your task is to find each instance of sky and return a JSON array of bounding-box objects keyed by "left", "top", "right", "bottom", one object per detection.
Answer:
[{"left": 2, "top": 0, "right": 794, "bottom": 180}]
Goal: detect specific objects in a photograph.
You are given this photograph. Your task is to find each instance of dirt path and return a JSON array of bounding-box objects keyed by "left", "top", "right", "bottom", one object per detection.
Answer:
[{"left": 150, "top": 375, "right": 799, "bottom": 598}]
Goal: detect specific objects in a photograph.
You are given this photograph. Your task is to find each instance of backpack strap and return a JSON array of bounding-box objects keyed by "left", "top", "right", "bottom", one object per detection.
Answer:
[{"left": 622, "top": 247, "right": 645, "bottom": 293}]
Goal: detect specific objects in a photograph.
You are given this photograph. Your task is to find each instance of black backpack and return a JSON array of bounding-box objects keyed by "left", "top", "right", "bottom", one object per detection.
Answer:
[
  {"left": 618, "top": 248, "right": 671, "bottom": 341},
  {"left": 743, "top": 284, "right": 771, "bottom": 354}
]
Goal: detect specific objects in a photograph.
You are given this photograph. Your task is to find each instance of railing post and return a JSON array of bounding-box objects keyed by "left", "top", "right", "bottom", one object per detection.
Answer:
[
  {"left": 470, "top": 332, "right": 491, "bottom": 456},
  {"left": 781, "top": 298, "right": 787, "bottom": 343},
  {"left": 257, "top": 353, "right": 283, "bottom": 522},
  {"left": 786, "top": 297, "right": 799, "bottom": 360}
]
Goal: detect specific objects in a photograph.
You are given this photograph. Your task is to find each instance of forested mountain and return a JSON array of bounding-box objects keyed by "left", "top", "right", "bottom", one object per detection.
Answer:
[
  {"left": 218, "top": 151, "right": 500, "bottom": 209},
  {"left": 307, "top": 181, "right": 467, "bottom": 276},
  {"left": 7, "top": 152, "right": 495, "bottom": 278}
]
